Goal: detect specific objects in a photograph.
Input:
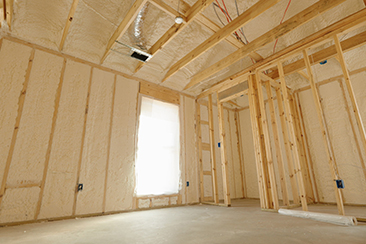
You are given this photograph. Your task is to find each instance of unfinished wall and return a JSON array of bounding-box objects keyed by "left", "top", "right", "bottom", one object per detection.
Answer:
[{"left": 0, "top": 36, "right": 198, "bottom": 225}]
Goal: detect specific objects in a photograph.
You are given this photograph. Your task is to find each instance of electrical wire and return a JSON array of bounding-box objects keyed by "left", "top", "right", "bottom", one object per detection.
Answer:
[
  {"left": 234, "top": 0, "right": 248, "bottom": 44},
  {"left": 273, "top": 0, "right": 292, "bottom": 54}
]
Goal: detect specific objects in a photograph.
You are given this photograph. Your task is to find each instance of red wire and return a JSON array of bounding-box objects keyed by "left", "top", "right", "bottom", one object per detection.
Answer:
[
  {"left": 215, "top": 0, "right": 241, "bottom": 40},
  {"left": 273, "top": 0, "right": 292, "bottom": 54}
]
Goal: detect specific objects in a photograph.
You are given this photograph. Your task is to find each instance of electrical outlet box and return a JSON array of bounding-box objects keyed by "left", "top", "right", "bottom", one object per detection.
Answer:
[
  {"left": 186, "top": 181, "right": 189, "bottom": 187},
  {"left": 335, "top": 179, "right": 344, "bottom": 189},
  {"left": 218, "top": 142, "right": 221, "bottom": 148},
  {"left": 78, "top": 183, "right": 83, "bottom": 192}
]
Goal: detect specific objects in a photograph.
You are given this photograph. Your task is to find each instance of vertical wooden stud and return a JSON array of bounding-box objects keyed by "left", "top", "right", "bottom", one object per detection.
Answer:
[
  {"left": 195, "top": 101, "right": 205, "bottom": 203},
  {"left": 302, "top": 50, "right": 343, "bottom": 214},
  {"left": 102, "top": 75, "right": 117, "bottom": 212},
  {"left": 72, "top": 67, "right": 93, "bottom": 215},
  {"left": 289, "top": 93, "right": 315, "bottom": 203},
  {"left": 227, "top": 109, "right": 237, "bottom": 198},
  {"left": 278, "top": 61, "right": 308, "bottom": 211},
  {"left": 34, "top": 58, "right": 67, "bottom": 219},
  {"left": 265, "top": 81, "right": 289, "bottom": 206},
  {"left": 295, "top": 92, "right": 320, "bottom": 202},
  {"left": 248, "top": 75, "right": 268, "bottom": 209},
  {"left": 255, "top": 72, "right": 279, "bottom": 209},
  {"left": 234, "top": 110, "right": 246, "bottom": 198},
  {"left": 216, "top": 92, "right": 231, "bottom": 206},
  {"left": 275, "top": 87, "right": 300, "bottom": 204},
  {"left": 208, "top": 95, "right": 219, "bottom": 203}
]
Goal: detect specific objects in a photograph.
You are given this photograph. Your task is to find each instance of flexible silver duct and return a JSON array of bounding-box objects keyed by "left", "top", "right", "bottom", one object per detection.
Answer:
[{"left": 128, "top": 2, "right": 149, "bottom": 51}]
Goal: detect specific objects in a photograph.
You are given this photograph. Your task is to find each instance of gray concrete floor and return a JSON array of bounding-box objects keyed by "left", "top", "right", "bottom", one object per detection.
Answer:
[{"left": 0, "top": 199, "right": 365, "bottom": 244}]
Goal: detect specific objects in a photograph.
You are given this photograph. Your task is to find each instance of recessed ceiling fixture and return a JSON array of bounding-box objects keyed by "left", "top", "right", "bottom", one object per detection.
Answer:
[{"left": 175, "top": 0, "right": 183, "bottom": 24}]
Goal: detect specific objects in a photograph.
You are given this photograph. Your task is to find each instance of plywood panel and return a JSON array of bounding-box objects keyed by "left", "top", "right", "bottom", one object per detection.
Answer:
[
  {"left": 105, "top": 76, "right": 139, "bottom": 212},
  {"left": 75, "top": 68, "right": 114, "bottom": 215},
  {"left": 0, "top": 40, "right": 32, "bottom": 187},
  {"left": 38, "top": 60, "right": 91, "bottom": 219},
  {"left": 7, "top": 50, "right": 63, "bottom": 186}
]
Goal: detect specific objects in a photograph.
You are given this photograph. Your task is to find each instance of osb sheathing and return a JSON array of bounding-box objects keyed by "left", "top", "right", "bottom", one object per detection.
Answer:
[{"left": 0, "top": 38, "right": 198, "bottom": 224}]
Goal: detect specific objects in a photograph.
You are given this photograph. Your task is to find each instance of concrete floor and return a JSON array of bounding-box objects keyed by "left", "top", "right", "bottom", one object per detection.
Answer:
[{"left": 0, "top": 199, "right": 365, "bottom": 244}]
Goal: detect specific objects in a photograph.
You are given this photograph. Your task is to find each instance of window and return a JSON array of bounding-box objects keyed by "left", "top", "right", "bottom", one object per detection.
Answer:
[{"left": 135, "top": 96, "right": 180, "bottom": 196}]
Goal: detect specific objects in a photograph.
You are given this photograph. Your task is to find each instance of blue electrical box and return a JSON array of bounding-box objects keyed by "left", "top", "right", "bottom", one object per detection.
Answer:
[
  {"left": 186, "top": 181, "right": 189, "bottom": 187},
  {"left": 335, "top": 179, "right": 345, "bottom": 189},
  {"left": 218, "top": 142, "right": 221, "bottom": 148}
]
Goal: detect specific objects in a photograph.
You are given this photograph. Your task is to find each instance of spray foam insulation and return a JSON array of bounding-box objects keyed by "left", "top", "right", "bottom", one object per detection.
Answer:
[
  {"left": 75, "top": 68, "right": 114, "bottom": 215},
  {"left": 39, "top": 60, "right": 91, "bottom": 219},
  {"left": 105, "top": 76, "right": 139, "bottom": 212}
]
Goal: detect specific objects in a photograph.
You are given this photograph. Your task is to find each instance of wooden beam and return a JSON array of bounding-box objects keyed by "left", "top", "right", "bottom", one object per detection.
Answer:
[
  {"left": 289, "top": 92, "right": 315, "bottom": 203},
  {"left": 255, "top": 72, "right": 279, "bottom": 209},
  {"left": 4, "top": 0, "right": 13, "bottom": 30},
  {"left": 72, "top": 67, "right": 93, "bottom": 215},
  {"left": 226, "top": 111, "right": 237, "bottom": 198},
  {"left": 100, "top": 0, "right": 148, "bottom": 63},
  {"left": 268, "top": 30, "right": 366, "bottom": 80},
  {"left": 302, "top": 49, "right": 344, "bottom": 215},
  {"left": 278, "top": 61, "right": 308, "bottom": 211},
  {"left": 197, "top": 3, "right": 366, "bottom": 100},
  {"left": 161, "top": 0, "right": 281, "bottom": 84},
  {"left": 265, "top": 81, "right": 289, "bottom": 206},
  {"left": 295, "top": 92, "right": 320, "bottom": 202},
  {"left": 103, "top": 75, "right": 117, "bottom": 212},
  {"left": 196, "top": 102, "right": 205, "bottom": 203},
  {"left": 216, "top": 92, "right": 231, "bottom": 206},
  {"left": 59, "top": 0, "right": 79, "bottom": 51},
  {"left": 333, "top": 35, "right": 366, "bottom": 176},
  {"left": 275, "top": 87, "right": 299, "bottom": 204},
  {"left": 208, "top": 95, "right": 219, "bottom": 203},
  {"left": 247, "top": 74, "right": 269, "bottom": 209},
  {"left": 134, "top": 0, "right": 215, "bottom": 73},
  {"left": 189, "top": 0, "right": 345, "bottom": 89},
  {"left": 234, "top": 111, "right": 246, "bottom": 198}
]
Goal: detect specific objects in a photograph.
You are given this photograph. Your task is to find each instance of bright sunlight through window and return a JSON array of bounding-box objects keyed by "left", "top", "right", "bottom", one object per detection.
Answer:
[{"left": 135, "top": 96, "right": 180, "bottom": 196}]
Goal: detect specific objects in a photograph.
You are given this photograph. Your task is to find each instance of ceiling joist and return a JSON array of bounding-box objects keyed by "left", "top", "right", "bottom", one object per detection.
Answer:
[
  {"left": 189, "top": 0, "right": 346, "bottom": 90},
  {"left": 59, "top": 0, "right": 79, "bottom": 51},
  {"left": 197, "top": 7, "right": 366, "bottom": 99},
  {"left": 162, "top": 0, "right": 281, "bottom": 84},
  {"left": 3, "top": 0, "right": 13, "bottom": 30},
  {"left": 134, "top": 0, "right": 215, "bottom": 73},
  {"left": 100, "top": 0, "right": 149, "bottom": 63}
]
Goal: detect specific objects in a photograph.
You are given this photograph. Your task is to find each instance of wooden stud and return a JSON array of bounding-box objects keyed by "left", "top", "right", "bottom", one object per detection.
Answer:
[
  {"left": 255, "top": 72, "right": 279, "bottom": 209},
  {"left": 216, "top": 92, "right": 231, "bottom": 206},
  {"left": 278, "top": 61, "right": 308, "bottom": 211},
  {"left": 189, "top": 0, "right": 346, "bottom": 88},
  {"left": 265, "top": 81, "right": 289, "bottom": 206},
  {"left": 226, "top": 110, "right": 237, "bottom": 198},
  {"left": 195, "top": 101, "right": 205, "bottom": 203},
  {"left": 289, "top": 92, "right": 315, "bottom": 203},
  {"left": 0, "top": 49, "right": 35, "bottom": 205},
  {"left": 334, "top": 35, "right": 366, "bottom": 169},
  {"left": 100, "top": 0, "right": 148, "bottom": 63},
  {"left": 72, "top": 67, "right": 94, "bottom": 215},
  {"left": 295, "top": 92, "right": 320, "bottom": 202},
  {"left": 162, "top": 0, "right": 281, "bottom": 85},
  {"left": 234, "top": 110, "right": 246, "bottom": 198},
  {"left": 4, "top": 0, "right": 13, "bottom": 30},
  {"left": 208, "top": 94, "right": 219, "bottom": 203},
  {"left": 59, "top": 0, "right": 79, "bottom": 51},
  {"left": 34, "top": 58, "right": 67, "bottom": 219},
  {"left": 102, "top": 75, "right": 117, "bottom": 212},
  {"left": 302, "top": 49, "right": 343, "bottom": 214},
  {"left": 248, "top": 74, "right": 268, "bottom": 209},
  {"left": 338, "top": 79, "right": 366, "bottom": 181},
  {"left": 275, "top": 87, "right": 299, "bottom": 204}
]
